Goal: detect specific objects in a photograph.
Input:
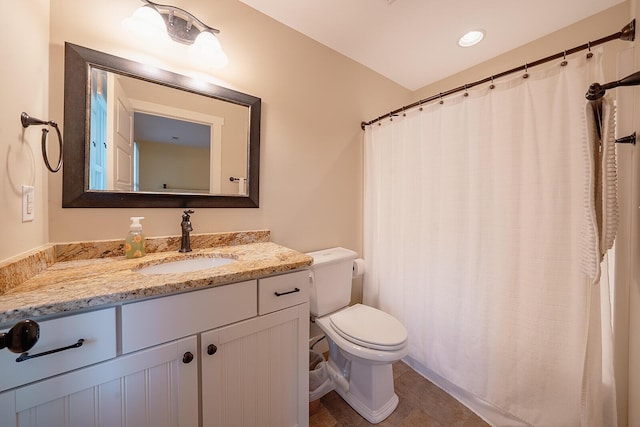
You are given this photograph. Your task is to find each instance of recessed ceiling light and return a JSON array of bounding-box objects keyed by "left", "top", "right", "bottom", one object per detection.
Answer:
[{"left": 458, "top": 30, "right": 485, "bottom": 47}]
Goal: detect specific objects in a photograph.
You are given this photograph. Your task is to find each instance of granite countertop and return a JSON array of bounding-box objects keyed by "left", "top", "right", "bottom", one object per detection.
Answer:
[{"left": 0, "top": 231, "right": 313, "bottom": 326}]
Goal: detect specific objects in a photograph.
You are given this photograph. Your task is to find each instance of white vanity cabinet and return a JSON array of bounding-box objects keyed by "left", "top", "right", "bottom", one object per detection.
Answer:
[
  {"left": 202, "top": 270, "right": 310, "bottom": 427},
  {"left": 0, "top": 335, "right": 198, "bottom": 427},
  {"left": 0, "top": 269, "right": 310, "bottom": 427}
]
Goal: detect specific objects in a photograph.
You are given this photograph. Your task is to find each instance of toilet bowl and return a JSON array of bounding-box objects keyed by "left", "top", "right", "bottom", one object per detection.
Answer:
[
  {"left": 307, "top": 248, "right": 409, "bottom": 424},
  {"left": 316, "top": 304, "right": 408, "bottom": 363}
]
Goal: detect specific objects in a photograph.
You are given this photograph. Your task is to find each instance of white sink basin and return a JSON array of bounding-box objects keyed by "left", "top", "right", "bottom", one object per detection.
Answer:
[{"left": 136, "top": 257, "right": 236, "bottom": 275}]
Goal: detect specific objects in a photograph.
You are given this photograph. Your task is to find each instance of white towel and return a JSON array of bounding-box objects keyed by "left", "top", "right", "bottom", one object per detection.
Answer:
[{"left": 580, "top": 96, "right": 618, "bottom": 284}]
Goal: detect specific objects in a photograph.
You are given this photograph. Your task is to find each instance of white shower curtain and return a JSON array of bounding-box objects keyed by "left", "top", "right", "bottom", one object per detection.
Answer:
[{"left": 363, "top": 51, "right": 616, "bottom": 426}]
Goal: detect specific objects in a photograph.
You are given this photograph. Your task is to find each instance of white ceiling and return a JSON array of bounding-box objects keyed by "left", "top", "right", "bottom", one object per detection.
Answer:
[
  {"left": 134, "top": 113, "right": 210, "bottom": 148},
  {"left": 238, "top": 0, "right": 625, "bottom": 91}
]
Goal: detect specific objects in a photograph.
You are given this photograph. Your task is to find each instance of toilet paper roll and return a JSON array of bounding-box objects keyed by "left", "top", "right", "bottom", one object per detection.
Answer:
[{"left": 352, "top": 258, "right": 366, "bottom": 278}]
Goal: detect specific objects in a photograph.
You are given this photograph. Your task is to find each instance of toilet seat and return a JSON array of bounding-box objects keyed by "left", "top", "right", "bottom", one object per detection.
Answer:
[{"left": 329, "top": 304, "right": 407, "bottom": 351}]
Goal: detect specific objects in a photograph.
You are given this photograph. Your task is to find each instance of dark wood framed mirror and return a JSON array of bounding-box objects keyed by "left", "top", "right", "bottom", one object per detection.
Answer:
[{"left": 63, "top": 42, "right": 260, "bottom": 208}]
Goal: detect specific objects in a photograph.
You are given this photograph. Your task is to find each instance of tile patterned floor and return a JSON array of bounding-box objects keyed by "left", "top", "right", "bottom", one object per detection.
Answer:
[{"left": 309, "top": 361, "right": 490, "bottom": 427}]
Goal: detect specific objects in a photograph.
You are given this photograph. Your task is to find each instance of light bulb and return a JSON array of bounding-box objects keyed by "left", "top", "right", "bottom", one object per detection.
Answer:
[
  {"left": 458, "top": 30, "right": 485, "bottom": 47},
  {"left": 189, "top": 31, "right": 229, "bottom": 68},
  {"left": 123, "top": 5, "right": 171, "bottom": 45}
]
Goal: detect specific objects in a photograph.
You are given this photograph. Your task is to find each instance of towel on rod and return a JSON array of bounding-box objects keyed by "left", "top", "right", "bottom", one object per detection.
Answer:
[{"left": 580, "top": 96, "right": 618, "bottom": 284}]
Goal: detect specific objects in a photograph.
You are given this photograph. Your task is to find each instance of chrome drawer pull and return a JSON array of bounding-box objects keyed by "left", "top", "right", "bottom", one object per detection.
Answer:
[
  {"left": 274, "top": 288, "right": 300, "bottom": 297},
  {"left": 16, "top": 339, "right": 85, "bottom": 363}
]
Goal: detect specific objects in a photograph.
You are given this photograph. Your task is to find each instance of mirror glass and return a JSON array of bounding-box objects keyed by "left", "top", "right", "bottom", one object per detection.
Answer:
[{"left": 63, "top": 43, "right": 261, "bottom": 208}]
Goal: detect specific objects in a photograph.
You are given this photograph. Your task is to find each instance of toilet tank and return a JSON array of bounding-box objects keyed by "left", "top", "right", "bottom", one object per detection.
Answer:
[{"left": 307, "top": 247, "right": 358, "bottom": 317}]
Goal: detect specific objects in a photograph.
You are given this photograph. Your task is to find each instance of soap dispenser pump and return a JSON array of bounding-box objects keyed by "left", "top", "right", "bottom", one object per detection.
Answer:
[{"left": 125, "top": 216, "right": 146, "bottom": 259}]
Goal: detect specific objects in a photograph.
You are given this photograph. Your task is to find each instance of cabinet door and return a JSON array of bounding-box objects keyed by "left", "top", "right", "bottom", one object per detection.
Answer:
[
  {"left": 0, "top": 336, "right": 198, "bottom": 427},
  {"left": 202, "top": 303, "right": 309, "bottom": 427}
]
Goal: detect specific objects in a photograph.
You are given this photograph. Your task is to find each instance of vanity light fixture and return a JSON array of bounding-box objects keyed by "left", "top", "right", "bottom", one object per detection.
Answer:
[
  {"left": 124, "top": 0, "right": 228, "bottom": 68},
  {"left": 458, "top": 30, "right": 485, "bottom": 47}
]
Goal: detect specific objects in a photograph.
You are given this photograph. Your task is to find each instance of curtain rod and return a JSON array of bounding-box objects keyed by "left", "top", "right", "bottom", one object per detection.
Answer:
[{"left": 361, "top": 19, "right": 636, "bottom": 130}]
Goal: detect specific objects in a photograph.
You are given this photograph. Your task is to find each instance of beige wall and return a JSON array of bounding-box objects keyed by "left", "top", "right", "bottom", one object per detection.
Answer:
[
  {"left": 0, "top": 2, "right": 50, "bottom": 262},
  {"left": 627, "top": 2, "right": 640, "bottom": 426},
  {"left": 45, "top": 0, "right": 410, "bottom": 255},
  {"left": 137, "top": 141, "right": 210, "bottom": 192}
]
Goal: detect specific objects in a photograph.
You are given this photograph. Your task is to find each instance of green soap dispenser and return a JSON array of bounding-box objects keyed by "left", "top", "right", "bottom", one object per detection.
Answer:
[{"left": 125, "top": 216, "right": 146, "bottom": 259}]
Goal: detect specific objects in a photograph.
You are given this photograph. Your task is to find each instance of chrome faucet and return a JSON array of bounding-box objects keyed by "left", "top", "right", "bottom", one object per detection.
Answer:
[{"left": 179, "top": 209, "right": 194, "bottom": 253}]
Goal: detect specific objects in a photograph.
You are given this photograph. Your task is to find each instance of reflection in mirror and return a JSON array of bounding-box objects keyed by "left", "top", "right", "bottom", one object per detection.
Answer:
[
  {"left": 88, "top": 68, "right": 248, "bottom": 196},
  {"left": 133, "top": 113, "right": 212, "bottom": 194},
  {"left": 63, "top": 43, "right": 260, "bottom": 208}
]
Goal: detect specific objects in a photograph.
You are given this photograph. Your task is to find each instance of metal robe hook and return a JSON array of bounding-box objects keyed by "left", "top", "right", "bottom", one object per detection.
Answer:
[
  {"left": 21, "top": 112, "right": 63, "bottom": 173},
  {"left": 561, "top": 50, "right": 568, "bottom": 66}
]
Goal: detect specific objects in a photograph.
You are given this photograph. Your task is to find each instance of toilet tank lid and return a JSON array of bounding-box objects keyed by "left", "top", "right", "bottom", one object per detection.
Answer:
[{"left": 306, "top": 247, "right": 358, "bottom": 266}]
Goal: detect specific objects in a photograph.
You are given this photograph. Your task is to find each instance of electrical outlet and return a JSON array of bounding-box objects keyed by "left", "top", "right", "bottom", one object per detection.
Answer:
[{"left": 22, "top": 185, "right": 34, "bottom": 222}]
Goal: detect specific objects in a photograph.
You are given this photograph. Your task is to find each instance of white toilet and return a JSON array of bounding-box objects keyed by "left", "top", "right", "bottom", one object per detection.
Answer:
[{"left": 307, "top": 247, "right": 409, "bottom": 424}]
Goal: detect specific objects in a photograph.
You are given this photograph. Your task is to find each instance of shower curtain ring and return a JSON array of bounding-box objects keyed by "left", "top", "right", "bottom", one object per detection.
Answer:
[
  {"left": 523, "top": 63, "right": 529, "bottom": 79},
  {"left": 402, "top": 107, "right": 406, "bottom": 117},
  {"left": 464, "top": 84, "right": 469, "bottom": 97},
  {"left": 439, "top": 93, "right": 444, "bottom": 105},
  {"left": 561, "top": 50, "right": 568, "bottom": 67},
  {"left": 490, "top": 76, "right": 495, "bottom": 89},
  {"left": 587, "top": 41, "right": 593, "bottom": 59},
  {"left": 419, "top": 100, "right": 423, "bottom": 111}
]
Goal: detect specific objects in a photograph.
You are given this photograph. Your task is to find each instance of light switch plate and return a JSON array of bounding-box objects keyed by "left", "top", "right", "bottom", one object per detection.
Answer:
[{"left": 22, "top": 185, "right": 34, "bottom": 222}]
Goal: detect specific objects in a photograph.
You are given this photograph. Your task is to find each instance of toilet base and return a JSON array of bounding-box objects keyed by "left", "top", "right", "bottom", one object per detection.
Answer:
[
  {"left": 335, "top": 386, "right": 399, "bottom": 424},
  {"left": 326, "top": 353, "right": 400, "bottom": 424}
]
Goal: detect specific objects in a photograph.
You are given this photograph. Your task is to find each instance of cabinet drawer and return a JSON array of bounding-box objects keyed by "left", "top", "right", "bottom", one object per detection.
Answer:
[
  {"left": 121, "top": 280, "right": 257, "bottom": 354},
  {"left": 258, "top": 270, "right": 310, "bottom": 315},
  {"left": 0, "top": 308, "right": 116, "bottom": 392}
]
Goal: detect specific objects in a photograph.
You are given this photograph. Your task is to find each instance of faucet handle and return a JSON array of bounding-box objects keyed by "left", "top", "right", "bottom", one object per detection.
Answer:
[{"left": 182, "top": 209, "right": 194, "bottom": 220}]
